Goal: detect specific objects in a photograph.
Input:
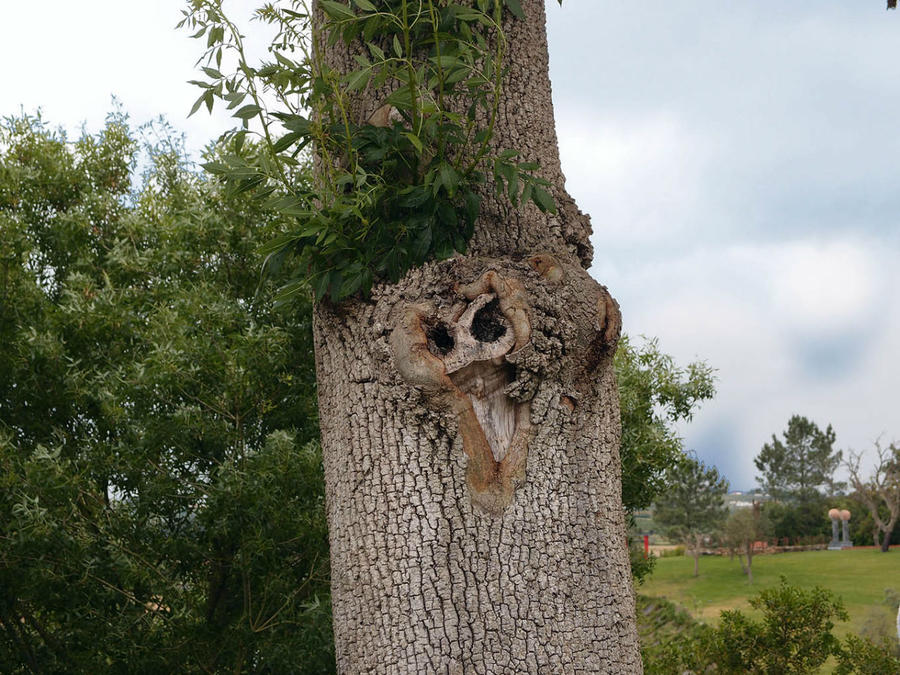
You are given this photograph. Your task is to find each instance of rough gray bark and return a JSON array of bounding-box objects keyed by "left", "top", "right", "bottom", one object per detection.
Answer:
[{"left": 313, "top": 1, "right": 642, "bottom": 671}]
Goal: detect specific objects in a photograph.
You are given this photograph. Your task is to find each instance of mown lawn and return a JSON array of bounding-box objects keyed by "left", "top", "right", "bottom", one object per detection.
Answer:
[{"left": 637, "top": 549, "right": 899, "bottom": 636}]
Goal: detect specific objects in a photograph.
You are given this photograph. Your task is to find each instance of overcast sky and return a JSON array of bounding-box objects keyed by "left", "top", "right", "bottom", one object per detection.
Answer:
[{"left": 2, "top": 1, "right": 897, "bottom": 489}]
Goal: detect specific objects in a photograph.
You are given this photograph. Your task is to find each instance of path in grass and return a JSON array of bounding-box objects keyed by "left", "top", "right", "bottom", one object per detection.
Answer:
[{"left": 637, "top": 549, "right": 899, "bottom": 635}]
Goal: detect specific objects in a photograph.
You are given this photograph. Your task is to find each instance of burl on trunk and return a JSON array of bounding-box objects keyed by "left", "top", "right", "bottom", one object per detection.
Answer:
[{"left": 313, "top": 1, "right": 642, "bottom": 671}]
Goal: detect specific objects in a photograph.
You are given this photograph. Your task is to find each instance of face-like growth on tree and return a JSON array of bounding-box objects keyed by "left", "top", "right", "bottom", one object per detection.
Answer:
[{"left": 391, "top": 255, "right": 620, "bottom": 513}]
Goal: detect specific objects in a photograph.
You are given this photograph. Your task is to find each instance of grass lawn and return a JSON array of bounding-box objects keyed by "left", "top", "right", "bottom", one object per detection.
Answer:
[{"left": 637, "top": 549, "right": 899, "bottom": 636}]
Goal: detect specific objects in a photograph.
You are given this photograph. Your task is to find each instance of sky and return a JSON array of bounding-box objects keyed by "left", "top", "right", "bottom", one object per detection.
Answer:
[{"left": 2, "top": 1, "right": 898, "bottom": 490}]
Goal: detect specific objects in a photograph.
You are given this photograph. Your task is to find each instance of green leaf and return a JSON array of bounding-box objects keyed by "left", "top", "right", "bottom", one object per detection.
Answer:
[
  {"left": 531, "top": 186, "right": 557, "bottom": 214},
  {"left": 320, "top": 1, "right": 357, "bottom": 21},
  {"left": 258, "top": 234, "right": 300, "bottom": 256},
  {"left": 314, "top": 273, "right": 331, "bottom": 300},
  {"left": 430, "top": 55, "right": 461, "bottom": 70},
  {"left": 444, "top": 68, "right": 469, "bottom": 85},
  {"left": 278, "top": 115, "right": 311, "bottom": 134},
  {"left": 438, "top": 164, "right": 458, "bottom": 196},
  {"left": 234, "top": 104, "right": 262, "bottom": 120},
  {"left": 346, "top": 69, "right": 370, "bottom": 92},
  {"left": 273, "top": 280, "right": 306, "bottom": 304},
  {"left": 200, "top": 161, "right": 229, "bottom": 175},
  {"left": 225, "top": 93, "right": 247, "bottom": 110},
  {"left": 188, "top": 93, "right": 206, "bottom": 118},
  {"left": 403, "top": 132, "right": 424, "bottom": 154},
  {"left": 393, "top": 35, "right": 403, "bottom": 58},
  {"left": 353, "top": 0, "right": 377, "bottom": 11},
  {"left": 504, "top": 0, "right": 525, "bottom": 20},
  {"left": 385, "top": 87, "right": 414, "bottom": 110},
  {"left": 256, "top": 64, "right": 280, "bottom": 77},
  {"left": 328, "top": 270, "right": 344, "bottom": 300},
  {"left": 367, "top": 42, "right": 385, "bottom": 61},
  {"left": 412, "top": 225, "right": 432, "bottom": 260},
  {"left": 272, "top": 131, "right": 303, "bottom": 153}
]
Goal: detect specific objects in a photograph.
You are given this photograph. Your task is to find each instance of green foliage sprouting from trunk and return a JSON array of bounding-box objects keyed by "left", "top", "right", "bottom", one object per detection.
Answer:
[
  {"left": 0, "top": 113, "right": 331, "bottom": 673},
  {"left": 180, "top": 0, "right": 556, "bottom": 302}
]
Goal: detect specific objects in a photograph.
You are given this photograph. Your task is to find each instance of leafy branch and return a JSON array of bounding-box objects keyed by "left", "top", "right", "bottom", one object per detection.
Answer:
[{"left": 181, "top": 0, "right": 556, "bottom": 302}]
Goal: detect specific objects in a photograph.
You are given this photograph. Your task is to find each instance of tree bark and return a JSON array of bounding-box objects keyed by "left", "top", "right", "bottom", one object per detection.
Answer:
[{"left": 313, "top": 2, "right": 641, "bottom": 671}]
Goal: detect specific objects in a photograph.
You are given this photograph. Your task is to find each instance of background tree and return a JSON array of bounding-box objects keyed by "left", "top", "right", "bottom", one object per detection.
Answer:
[
  {"left": 755, "top": 414, "right": 842, "bottom": 503},
  {"left": 846, "top": 440, "right": 900, "bottom": 552},
  {"left": 653, "top": 454, "right": 729, "bottom": 577},
  {"left": 0, "top": 113, "right": 331, "bottom": 672},
  {"left": 616, "top": 335, "right": 715, "bottom": 581},
  {"left": 848, "top": 493, "right": 900, "bottom": 548},
  {"left": 182, "top": 1, "right": 644, "bottom": 670},
  {"left": 762, "top": 495, "right": 829, "bottom": 545},
  {"left": 721, "top": 502, "right": 769, "bottom": 583}
]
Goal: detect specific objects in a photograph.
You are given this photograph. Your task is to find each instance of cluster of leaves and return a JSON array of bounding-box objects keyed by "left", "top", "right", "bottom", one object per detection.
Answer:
[
  {"left": 642, "top": 580, "right": 900, "bottom": 674},
  {"left": 0, "top": 114, "right": 332, "bottom": 672},
  {"left": 614, "top": 335, "right": 716, "bottom": 581},
  {"left": 616, "top": 336, "right": 716, "bottom": 515},
  {"left": 181, "top": 0, "right": 557, "bottom": 302}
]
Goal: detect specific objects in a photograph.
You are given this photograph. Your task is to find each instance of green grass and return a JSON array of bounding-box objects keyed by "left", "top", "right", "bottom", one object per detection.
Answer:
[{"left": 638, "top": 549, "right": 898, "bottom": 637}]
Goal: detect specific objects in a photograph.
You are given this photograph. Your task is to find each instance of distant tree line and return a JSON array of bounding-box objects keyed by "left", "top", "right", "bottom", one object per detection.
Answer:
[
  {"left": 756, "top": 415, "right": 899, "bottom": 551},
  {"left": 653, "top": 414, "right": 899, "bottom": 586}
]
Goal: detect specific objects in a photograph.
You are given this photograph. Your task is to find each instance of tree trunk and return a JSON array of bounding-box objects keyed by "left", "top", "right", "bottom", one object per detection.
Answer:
[
  {"left": 693, "top": 551, "right": 700, "bottom": 577},
  {"left": 313, "top": 2, "right": 641, "bottom": 672}
]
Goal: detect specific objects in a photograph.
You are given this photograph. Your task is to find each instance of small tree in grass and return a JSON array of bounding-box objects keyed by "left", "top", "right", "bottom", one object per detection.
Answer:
[
  {"left": 654, "top": 454, "right": 728, "bottom": 577},
  {"left": 722, "top": 502, "right": 769, "bottom": 583}
]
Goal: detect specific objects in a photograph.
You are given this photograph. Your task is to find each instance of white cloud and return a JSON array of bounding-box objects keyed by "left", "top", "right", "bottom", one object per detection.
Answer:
[
  {"left": 765, "top": 240, "right": 879, "bottom": 332},
  {"left": 0, "top": 1, "right": 272, "bottom": 159},
  {"left": 557, "top": 108, "right": 711, "bottom": 246}
]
